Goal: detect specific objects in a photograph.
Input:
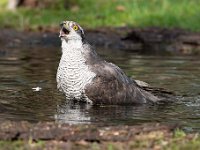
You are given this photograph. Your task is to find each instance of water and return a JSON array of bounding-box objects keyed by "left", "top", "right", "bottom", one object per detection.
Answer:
[{"left": 0, "top": 46, "right": 200, "bottom": 132}]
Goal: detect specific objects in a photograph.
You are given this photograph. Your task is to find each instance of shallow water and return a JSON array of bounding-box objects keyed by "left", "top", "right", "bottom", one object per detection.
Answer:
[{"left": 0, "top": 46, "right": 200, "bottom": 132}]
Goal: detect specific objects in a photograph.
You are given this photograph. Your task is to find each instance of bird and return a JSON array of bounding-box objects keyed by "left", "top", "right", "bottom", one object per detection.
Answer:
[{"left": 56, "top": 21, "right": 174, "bottom": 105}]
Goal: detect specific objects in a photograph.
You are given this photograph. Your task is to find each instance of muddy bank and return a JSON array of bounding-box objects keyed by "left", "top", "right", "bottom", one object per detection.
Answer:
[
  {"left": 0, "top": 121, "right": 175, "bottom": 141},
  {"left": 0, "top": 121, "right": 178, "bottom": 149},
  {"left": 1, "top": 121, "right": 199, "bottom": 150},
  {"left": 0, "top": 27, "right": 200, "bottom": 55}
]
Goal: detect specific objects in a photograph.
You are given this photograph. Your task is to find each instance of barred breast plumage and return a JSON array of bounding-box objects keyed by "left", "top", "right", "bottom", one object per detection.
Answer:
[{"left": 56, "top": 40, "right": 96, "bottom": 103}]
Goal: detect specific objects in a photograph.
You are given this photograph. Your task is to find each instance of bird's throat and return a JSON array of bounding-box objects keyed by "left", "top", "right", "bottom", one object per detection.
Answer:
[{"left": 61, "top": 39, "right": 83, "bottom": 52}]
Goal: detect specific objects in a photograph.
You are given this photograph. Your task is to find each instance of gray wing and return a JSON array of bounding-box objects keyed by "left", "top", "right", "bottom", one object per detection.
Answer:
[
  {"left": 83, "top": 43, "right": 160, "bottom": 105},
  {"left": 85, "top": 61, "right": 160, "bottom": 105}
]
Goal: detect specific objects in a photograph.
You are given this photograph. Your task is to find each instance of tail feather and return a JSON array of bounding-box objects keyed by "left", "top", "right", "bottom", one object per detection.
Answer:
[
  {"left": 135, "top": 80, "right": 176, "bottom": 103},
  {"left": 142, "top": 86, "right": 177, "bottom": 103}
]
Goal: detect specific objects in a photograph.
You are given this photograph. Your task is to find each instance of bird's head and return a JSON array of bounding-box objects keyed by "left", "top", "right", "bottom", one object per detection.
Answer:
[{"left": 59, "top": 21, "right": 84, "bottom": 41}]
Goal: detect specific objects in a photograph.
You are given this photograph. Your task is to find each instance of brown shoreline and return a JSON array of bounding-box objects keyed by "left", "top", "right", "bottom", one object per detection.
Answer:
[
  {"left": 0, "top": 121, "right": 176, "bottom": 141},
  {"left": 0, "top": 121, "right": 179, "bottom": 149},
  {"left": 0, "top": 27, "right": 200, "bottom": 55}
]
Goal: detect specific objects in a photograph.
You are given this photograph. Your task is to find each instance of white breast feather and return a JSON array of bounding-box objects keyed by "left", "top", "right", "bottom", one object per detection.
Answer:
[{"left": 57, "top": 40, "right": 96, "bottom": 103}]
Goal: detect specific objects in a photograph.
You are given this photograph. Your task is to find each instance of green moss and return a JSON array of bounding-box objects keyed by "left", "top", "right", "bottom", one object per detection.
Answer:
[
  {"left": 173, "top": 129, "right": 186, "bottom": 138},
  {"left": 0, "top": 140, "right": 45, "bottom": 150},
  {"left": 0, "top": 0, "right": 7, "bottom": 7},
  {"left": 108, "top": 143, "right": 114, "bottom": 150}
]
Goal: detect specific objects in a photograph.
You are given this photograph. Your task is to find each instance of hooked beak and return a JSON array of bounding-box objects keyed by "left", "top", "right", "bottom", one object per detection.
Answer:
[{"left": 59, "top": 22, "right": 70, "bottom": 38}]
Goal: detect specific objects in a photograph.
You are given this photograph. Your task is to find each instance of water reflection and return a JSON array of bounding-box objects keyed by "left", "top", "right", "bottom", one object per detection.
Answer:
[
  {"left": 55, "top": 102, "right": 91, "bottom": 124},
  {"left": 0, "top": 46, "right": 200, "bottom": 131}
]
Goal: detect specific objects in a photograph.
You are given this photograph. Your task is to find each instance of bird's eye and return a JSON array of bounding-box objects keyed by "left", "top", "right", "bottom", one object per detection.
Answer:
[{"left": 73, "top": 25, "right": 79, "bottom": 31}]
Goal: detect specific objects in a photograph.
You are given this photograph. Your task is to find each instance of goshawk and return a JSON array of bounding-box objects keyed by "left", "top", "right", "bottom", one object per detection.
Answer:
[{"left": 57, "top": 21, "right": 172, "bottom": 105}]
